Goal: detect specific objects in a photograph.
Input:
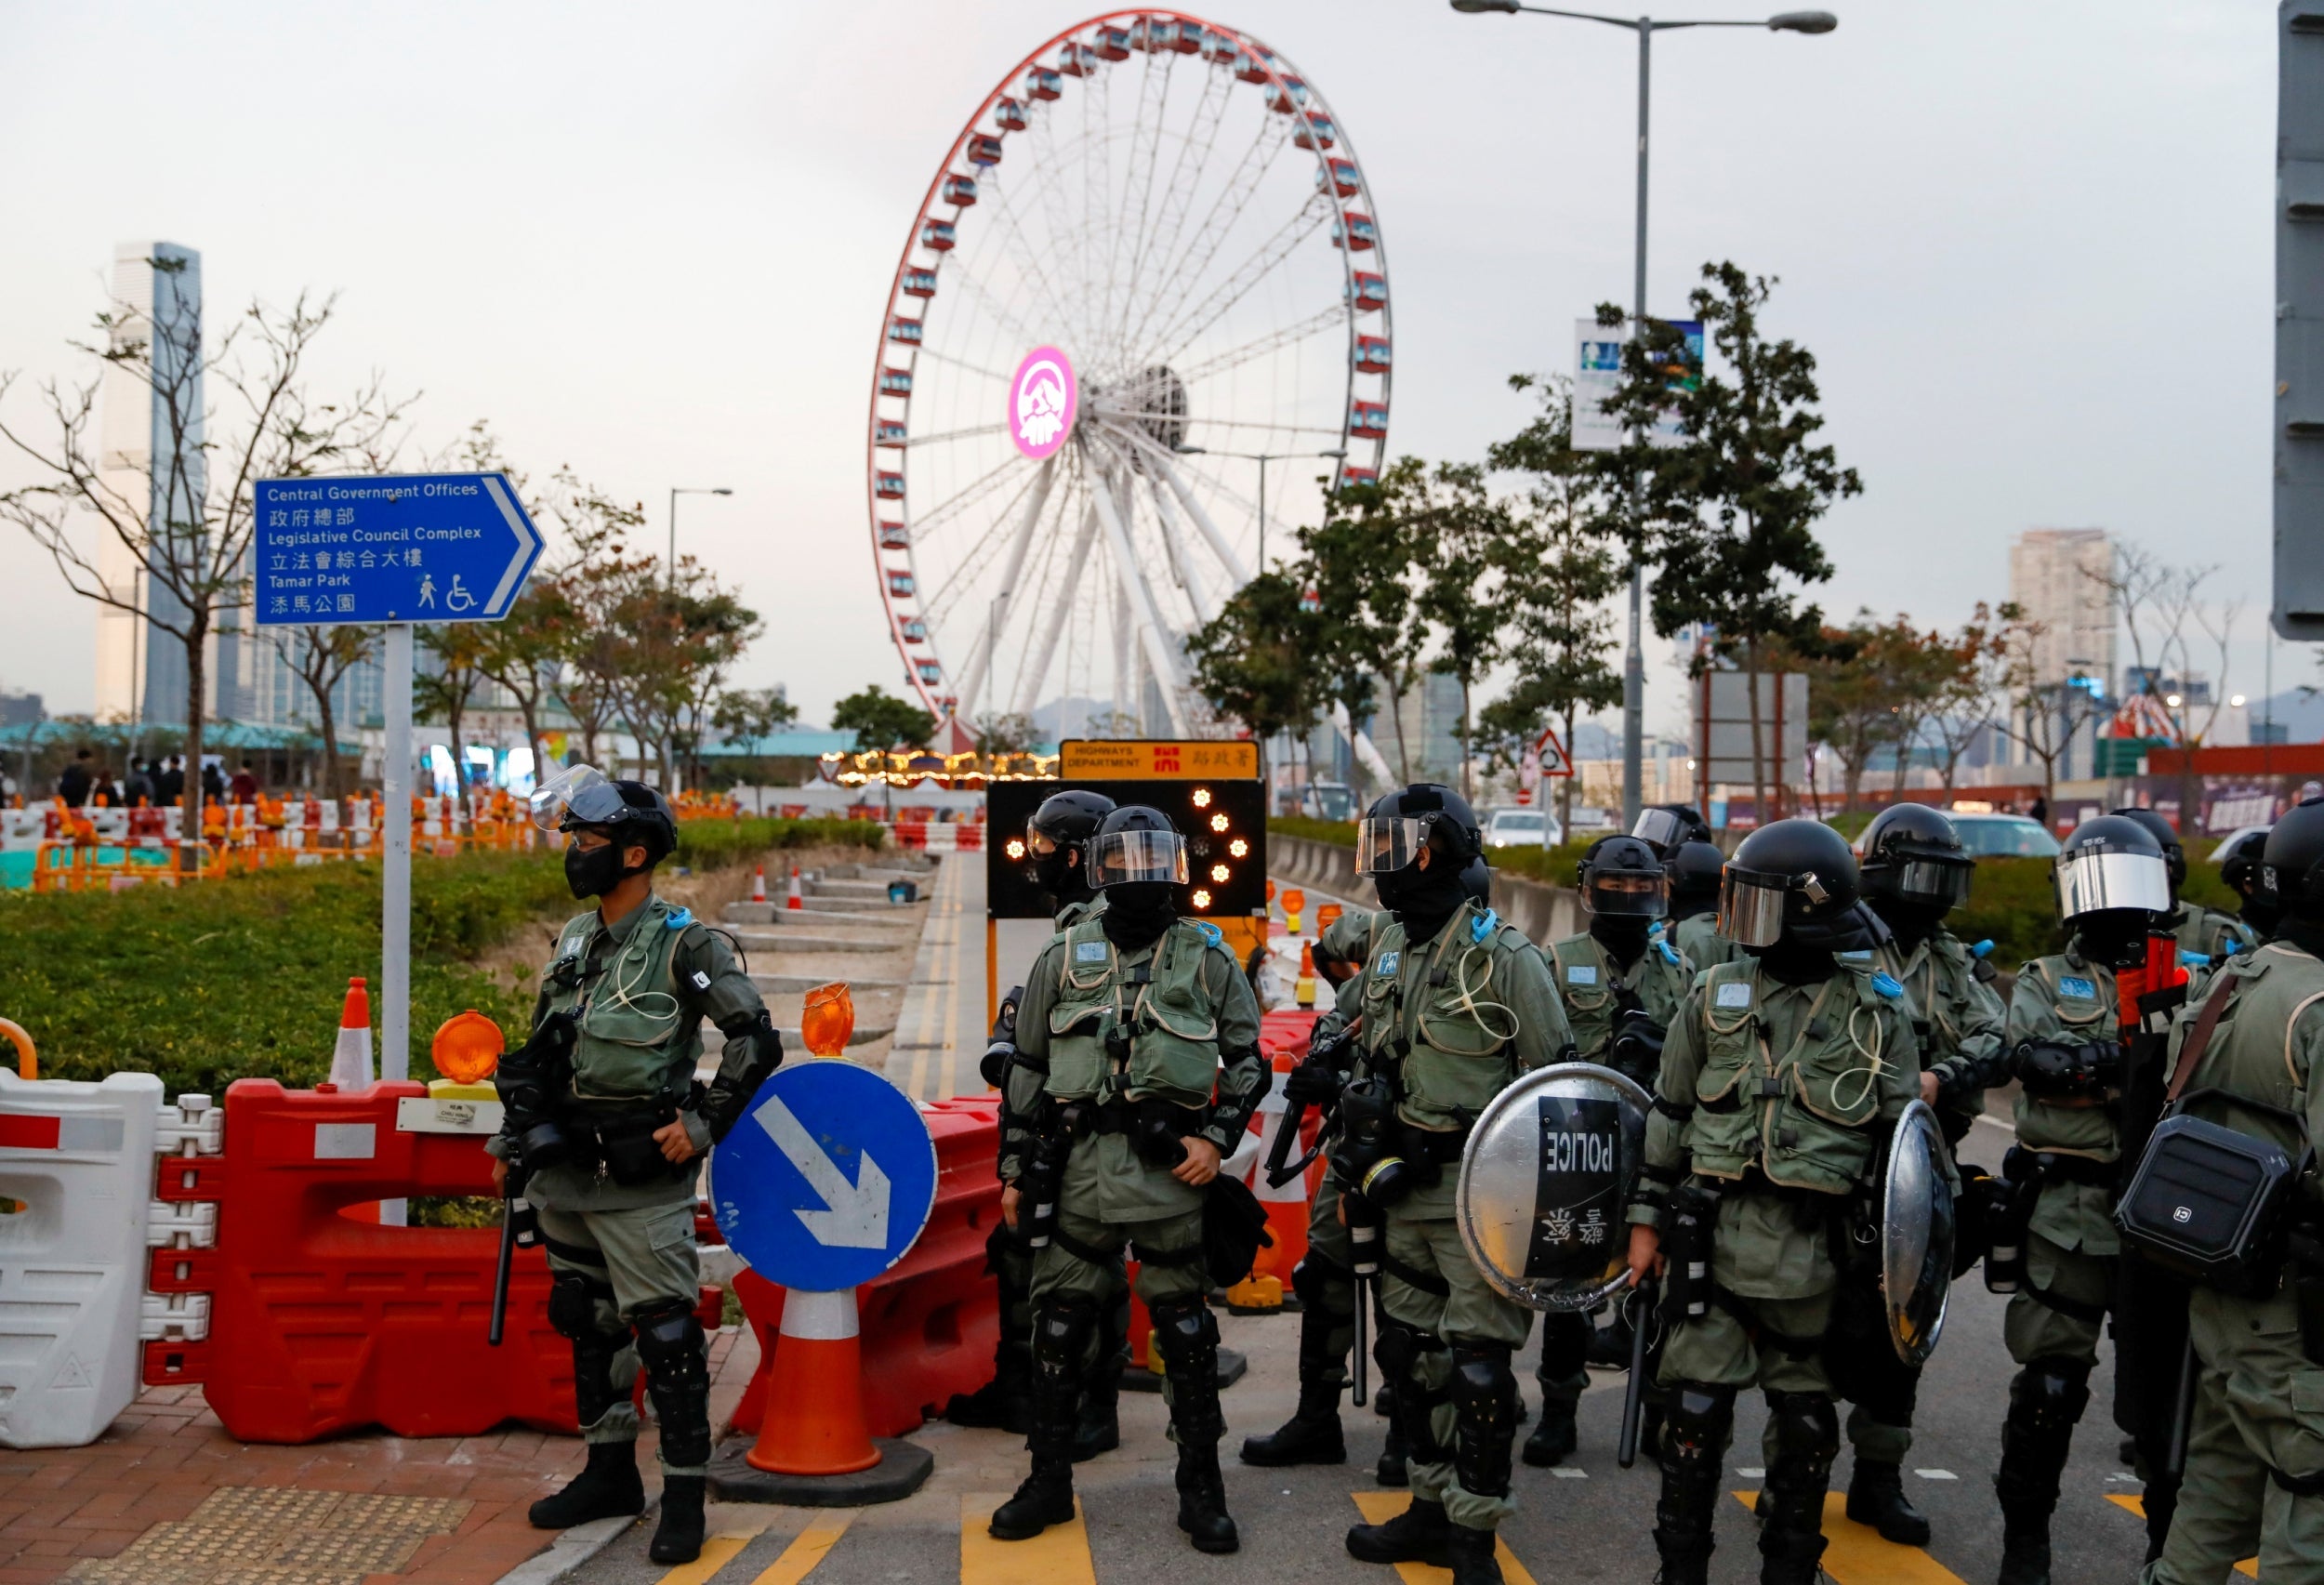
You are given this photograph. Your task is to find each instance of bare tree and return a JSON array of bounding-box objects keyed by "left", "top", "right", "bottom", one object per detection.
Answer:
[
  {"left": 275, "top": 624, "right": 376, "bottom": 803},
  {"left": 0, "top": 278, "right": 409, "bottom": 848},
  {"left": 2093, "top": 543, "right": 2241, "bottom": 821},
  {"left": 1989, "top": 610, "right": 2109, "bottom": 810},
  {"left": 1922, "top": 602, "right": 2015, "bottom": 796}
]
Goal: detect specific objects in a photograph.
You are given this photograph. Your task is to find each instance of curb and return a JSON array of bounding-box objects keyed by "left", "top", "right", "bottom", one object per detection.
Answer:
[{"left": 488, "top": 1509, "right": 644, "bottom": 1585}]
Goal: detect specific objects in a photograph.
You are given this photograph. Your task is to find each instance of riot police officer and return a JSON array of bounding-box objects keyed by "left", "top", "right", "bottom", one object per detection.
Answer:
[
  {"left": 1623, "top": 818, "right": 1924, "bottom": 1585},
  {"left": 1826, "top": 803, "right": 2005, "bottom": 1544},
  {"left": 992, "top": 806, "right": 1269, "bottom": 1552},
  {"left": 2117, "top": 806, "right": 2256, "bottom": 963},
  {"left": 1633, "top": 801, "right": 1715, "bottom": 857},
  {"left": 1527, "top": 834, "right": 1690, "bottom": 1467},
  {"left": 1337, "top": 785, "right": 1572, "bottom": 1585},
  {"left": 1668, "top": 840, "right": 1743, "bottom": 972},
  {"left": 1988, "top": 813, "right": 2177, "bottom": 1584},
  {"left": 493, "top": 772, "right": 781, "bottom": 1565},
  {"left": 2141, "top": 798, "right": 2324, "bottom": 1583},
  {"left": 2214, "top": 826, "right": 2278, "bottom": 941},
  {"left": 952, "top": 790, "right": 1122, "bottom": 1449}
]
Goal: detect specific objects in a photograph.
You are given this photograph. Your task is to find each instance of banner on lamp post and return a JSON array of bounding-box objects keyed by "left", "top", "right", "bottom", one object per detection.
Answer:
[{"left": 1573, "top": 317, "right": 1704, "bottom": 453}]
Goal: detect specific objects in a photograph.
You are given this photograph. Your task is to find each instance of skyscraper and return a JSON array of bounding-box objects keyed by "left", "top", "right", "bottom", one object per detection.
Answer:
[
  {"left": 2006, "top": 527, "right": 2116, "bottom": 775},
  {"left": 93, "top": 241, "right": 205, "bottom": 727}
]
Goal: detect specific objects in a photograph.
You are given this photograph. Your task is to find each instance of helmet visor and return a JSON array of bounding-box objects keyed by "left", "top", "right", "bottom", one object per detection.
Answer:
[
  {"left": 1357, "top": 815, "right": 1428, "bottom": 875},
  {"left": 1886, "top": 858, "right": 1974, "bottom": 910},
  {"left": 1089, "top": 828, "right": 1188, "bottom": 888},
  {"left": 1585, "top": 871, "right": 1668, "bottom": 918},
  {"left": 1631, "top": 808, "right": 1688, "bottom": 852},
  {"left": 529, "top": 763, "right": 608, "bottom": 833},
  {"left": 1025, "top": 820, "right": 1061, "bottom": 857},
  {"left": 1715, "top": 868, "right": 1791, "bottom": 947},
  {"left": 561, "top": 781, "right": 633, "bottom": 831},
  {"left": 2054, "top": 849, "right": 2171, "bottom": 920}
]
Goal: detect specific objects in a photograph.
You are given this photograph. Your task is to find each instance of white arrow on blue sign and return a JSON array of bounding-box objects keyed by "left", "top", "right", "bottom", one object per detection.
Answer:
[
  {"left": 251, "top": 471, "right": 542, "bottom": 627},
  {"left": 708, "top": 1060, "right": 938, "bottom": 1292}
]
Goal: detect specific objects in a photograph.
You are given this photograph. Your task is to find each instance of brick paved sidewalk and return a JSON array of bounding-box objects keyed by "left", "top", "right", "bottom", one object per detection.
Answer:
[{"left": 0, "top": 1328, "right": 760, "bottom": 1585}]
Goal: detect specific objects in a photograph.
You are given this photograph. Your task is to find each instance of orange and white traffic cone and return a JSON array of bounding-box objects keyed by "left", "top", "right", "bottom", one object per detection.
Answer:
[
  {"left": 1296, "top": 942, "right": 1317, "bottom": 1010},
  {"left": 786, "top": 864, "right": 805, "bottom": 911},
  {"left": 745, "top": 1289, "right": 881, "bottom": 1475},
  {"left": 751, "top": 864, "right": 768, "bottom": 904},
  {"left": 1226, "top": 1050, "right": 1305, "bottom": 1314},
  {"left": 328, "top": 976, "right": 374, "bottom": 1090}
]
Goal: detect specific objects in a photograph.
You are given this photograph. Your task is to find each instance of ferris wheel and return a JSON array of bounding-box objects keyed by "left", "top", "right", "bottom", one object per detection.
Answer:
[{"left": 865, "top": 11, "right": 1392, "bottom": 746}]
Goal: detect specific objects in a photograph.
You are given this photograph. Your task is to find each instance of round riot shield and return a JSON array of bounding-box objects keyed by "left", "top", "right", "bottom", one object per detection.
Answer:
[
  {"left": 1882, "top": 1099, "right": 1956, "bottom": 1367},
  {"left": 1456, "top": 1063, "right": 1650, "bottom": 1314}
]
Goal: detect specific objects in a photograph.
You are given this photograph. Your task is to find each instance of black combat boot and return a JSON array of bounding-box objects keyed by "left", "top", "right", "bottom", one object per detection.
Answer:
[
  {"left": 1151, "top": 1298, "right": 1238, "bottom": 1552},
  {"left": 991, "top": 1301, "right": 1093, "bottom": 1540},
  {"left": 1349, "top": 1326, "right": 1451, "bottom": 1564},
  {"left": 1652, "top": 1381, "right": 1735, "bottom": 1585},
  {"left": 1071, "top": 1358, "right": 1120, "bottom": 1461},
  {"left": 1446, "top": 1524, "right": 1505, "bottom": 1585},
  {"left": 526, "top": 1440, "right": 644, "bottom": 1529},
  {"left": 1993, "top": 1358, "right": 2090, "bottom": 1585},
  {"left": 1375, "top": 1379, "right": 1410, "bottom": 1486},
  {"left": 1845, "top": 1458, "right": 1930, "bottom": 1546},
  {"left": 1241, "top": 1370, "right": 1347, "bottom": 1465},
  {"left": 633, "top": 1301, "right": 715, "bottom": 1565},
  {"left": 1759, "top": 1391, "right": 1839, "bottom": 1585},
  {"left": 1447, "top": 1343, "right": 1517, "bottom": 1585},
  {"left": 1346, "top": 1498, "right": 1453, "bottom": 1566},
  {"left": 947, "top": 1225, "right": 1035, "bottom": 1433},
  {"left": 1521, "top": 1393, "right": 1578, "bottom": 1468}
]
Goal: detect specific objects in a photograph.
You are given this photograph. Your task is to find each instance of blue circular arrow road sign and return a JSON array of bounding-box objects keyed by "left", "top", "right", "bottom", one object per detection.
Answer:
[{"left": 707, "top": 1060, "right": 938, "bottom": 1292}]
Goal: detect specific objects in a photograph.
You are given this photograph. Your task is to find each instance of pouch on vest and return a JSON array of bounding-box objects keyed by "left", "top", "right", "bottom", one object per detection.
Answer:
[{"left": 2116, "top": 1088, "right": 2311, "bottom": 1296}]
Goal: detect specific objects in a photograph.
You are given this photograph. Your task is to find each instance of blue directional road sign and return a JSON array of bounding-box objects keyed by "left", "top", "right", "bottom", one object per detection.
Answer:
[
  {"left": 709, "top": 1061, "right": 938, "bottom": 1292},
  {"left": 251, "top": 472, "right": 542, "bottom": 627}
]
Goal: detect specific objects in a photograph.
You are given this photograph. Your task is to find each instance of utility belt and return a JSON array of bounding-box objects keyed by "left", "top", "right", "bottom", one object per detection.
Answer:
[
  {"left": 1045, "top": 1092, "right": 1212, "bottom": 1170},
  {"left": 1333, "top": 1071, "right": 1474, "bottom": 1209},
  {"left": 2023, "top": 1149, "right": 2119, "bottom": 1190},
  {"left": 556, "top": 1097, "right": 695, "bottom": 1188}
]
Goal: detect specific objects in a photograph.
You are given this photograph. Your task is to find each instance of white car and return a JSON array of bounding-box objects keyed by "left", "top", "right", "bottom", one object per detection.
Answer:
[{"left": 1485, "top": 807, "right": 1562, "bottom": 849}]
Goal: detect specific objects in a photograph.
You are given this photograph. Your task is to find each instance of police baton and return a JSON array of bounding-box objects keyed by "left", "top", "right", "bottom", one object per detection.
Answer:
[
  {"left": 489, "top": 1161, "right": 536, "bottom": 1347},
  {"left": 1618, "top": 1275, "right": 1657, "bottom": 1470}
]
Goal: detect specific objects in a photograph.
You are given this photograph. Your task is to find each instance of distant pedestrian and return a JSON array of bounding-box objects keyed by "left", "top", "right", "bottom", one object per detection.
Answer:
[
  {"left": 2029, "top": 793, "right": 2050, "bottom": 829},
  {"left": 201, "top": 760, "right": 226, "bottom": 802},
  {"left": 57, "top": 748, "right": 93, "bottom": 807},
  {"left": 125, "top": 760, "right": 155, "bottom": 806},
  {"left": 159, "top": 756, "right": 186, "bottom": 805},
  {"left": 230, "top": 760, "right": 259, "bottom": 805}
]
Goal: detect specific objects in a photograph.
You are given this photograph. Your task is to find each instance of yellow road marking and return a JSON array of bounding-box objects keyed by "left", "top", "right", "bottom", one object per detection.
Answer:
[
  {"left": 962, "top": 1492, "right": 1097, "bottom": 1585},
  {"left": 1729, "top": 1493, "right": 1964, "bottom": 1583},
  {"left": 654, "top": 1526, "right": 764, "bottom": 1585},
  {"left": 2106, "top": 1492, "right": 2257, "bottom": 1577},
  {"left": 1347, "top": 1491, "right": 1538, "bottom": 1585},
  {"left": 747, "top": 1512, "right": 857, "bottom": 1585}
]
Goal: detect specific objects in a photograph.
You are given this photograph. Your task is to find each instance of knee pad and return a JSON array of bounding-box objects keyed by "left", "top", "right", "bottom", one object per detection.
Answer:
[
  {"left": 1665, "top": 1380, "right": 1736, "bottom": 1465},
  {"left": 548, "top": 1273, "right": 613, "bottom": 1341},
  {"left": 1764, "top": 1391, "right": 1840, "bottom": 1470},
  {"left": 1146, "top": 1297, "right": 1218, "bottom": 1364},
  {"left": 1293, "top": 1253, "right": 1353, "bottom": 1316},
  {"left": 2010, "top": 1356, "right": 2092, "bottom": 1436},
  {"left": 1449, "top": 1343, "right": 1519, "bottom": 1431},
  {"left": 1032, "top": 1300, "right": 1099, "bottom": 1372},
  {"left": 631, "top": 1301, "right": 706, "bottom": 1379},
  {"left": 630, "top": 1300, "right": 710, "bottom": 1464}
]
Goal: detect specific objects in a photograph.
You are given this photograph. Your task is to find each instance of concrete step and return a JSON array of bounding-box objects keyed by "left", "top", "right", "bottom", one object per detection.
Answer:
[
  {"left": 730, "top": 931, "right": 910, "bottom": 956},
  {"left": 795, "top": 893, "right": 923, "bottom": 915},
  {"left": 724, "top": 902, "right": 917, "bottom": 930},
  {"left": 812, "top": 878, "right": 896, "bottom": 899},
  {"left": 748, "top": 972, "right": 906, "bottom": 995}
]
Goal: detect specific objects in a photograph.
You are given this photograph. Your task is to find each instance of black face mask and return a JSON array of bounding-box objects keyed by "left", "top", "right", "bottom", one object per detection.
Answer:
[
  {"left": 2244, "top": 897, "right": 2285, "bottom": 939},
  {"left": 1100, "top": 882, "right": 1179, "bottom": 950},
  {"left": 2278, "top": 915, "right": 2324, "bottom": 961},
  {"left": 1591, "top": 913, "right": 1652, "bottom": 967},
  {"left": 564, "top": 841, "right": 633, "bottom": 901},
  {"left": 1870, "top": 894, "right": 1947, "bottom": 951},
  {"left": 1375, "top": 858, "right": 1468, "bottom": 943},
  {"left": 1750, "top": 937, "right": 1838, "bottom": 986},
  {"left": 1035, "top": 847, "right": 1095, "bottom": 908}
]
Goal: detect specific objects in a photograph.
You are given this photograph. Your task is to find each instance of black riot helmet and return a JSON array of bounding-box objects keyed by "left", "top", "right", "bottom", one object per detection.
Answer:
[
  {"left": 1088, "top": 804, "right": 1187, "bottom": 888},
  {"left": 557, "top": 777, "right": 678, "bottom": 866},
  {"left": 2219, "top": 826, "right": 2271, "bottom": 901},
  {"left": 1666, "top": 839, "right": 1726, "bottom": 921},
  {"left": 2112, "top": 807, "right": 2187, "bottom": 893},
  {"left": 1578, "top": 834, "right": 1667, "bottom": 919},
  {"left": 2264, "top": 798, "right": 2324, "bottom": 924},
  {"left": 1026, "top": 788, "right": 1116, "bottom": 901},
  {"left": 1632, "top": 801, "right": 1715, "bottom": 859},
  {"left": 1860, "top": 803, "right": 1974, "bottom": 915},
  {"left": 1717, "top": 818, "right": 1863, "bottom": 949},
  {"left": 1357, "top": 783, "right": 1483, "bottom": 874},
  {"left": 2053, "top": 814, "right": 2172, "bottom": 958}
]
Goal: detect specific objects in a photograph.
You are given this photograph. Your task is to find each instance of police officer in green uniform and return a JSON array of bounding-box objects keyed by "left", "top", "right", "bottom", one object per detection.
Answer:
[
  {"left": 2117, "top": 806, "right": 2258, "bottom": 964},
  {"left": 1988, "top": 813, "right": 2178, "bottom": 1585},
  {"left": 493, "top": 773, "right": 781, "bottom": 1565},
  {"left": 1666, "top": 839, "right": 1743, "bottom": 973},
  {"left": 1242, "top": 905, "right": 1391, "bottom": 1474},
  {"left": 953, "top": 790, "right": 1121, "bottom": 1451},
  {"left": 991, "top": 805, "right": 1269, "bottom": 1552},
  {"left": 1337, "top": 785, "right": 1572, "bottom": 1585},
  {"left": 1623, "top": 818, "right": 1924, "bottom": 1585},
  {"left": 2142, "top": 798, "right": 2324, "bottom": 1583},
  {"left": 1822, "top": 803, "right": 2005, "bottom": 1545},
  {"left": 1527, "top": 834, "right": 1689, "bottom": 1468},
  {"left": 2214, "top": 826, "right": 2279, "bottom": 942}
]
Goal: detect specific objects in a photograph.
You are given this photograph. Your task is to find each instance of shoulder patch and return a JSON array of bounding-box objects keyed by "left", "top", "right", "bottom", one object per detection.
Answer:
[
  {"left": 2058, "top": 974, "right": 2097, "bottom": 1000},
  {"left": 690, "top": 968, "right": 712, "bottom": 991},
  {"left": 1836, "top": 949, "right": 1873, "bottom": 962},
  {"left": 1075, "top": 940, "right": 1109, "bottom": 963},
  {"left": 1566, "top": 964, "right": 1600, "bottom": 985},
  {"left": 1870, "top": 971, "right": 1905, "bottom": 999},
  {"left": 1376, "top": 950, "right": 1402, "bottom": 977},
  {"left": 1714, "top": 980, "right": 1752, "bottom": 1010}
]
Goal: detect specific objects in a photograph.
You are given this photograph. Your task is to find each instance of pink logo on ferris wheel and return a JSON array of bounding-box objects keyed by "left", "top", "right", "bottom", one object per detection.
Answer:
[{"left": 1009, "top": 347, "right": 1076, "bottom": 460}]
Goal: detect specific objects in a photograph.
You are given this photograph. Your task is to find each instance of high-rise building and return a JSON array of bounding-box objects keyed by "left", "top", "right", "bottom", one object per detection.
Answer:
[
  {"left": 93, "top": 242, "right": 205, "bottom": 727},
  {"left": 2006, "top": 527, "right": 2116, "bottom": 775}
]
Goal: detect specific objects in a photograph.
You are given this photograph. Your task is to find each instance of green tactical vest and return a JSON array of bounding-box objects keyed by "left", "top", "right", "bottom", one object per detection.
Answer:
[
  {"left": 2175, "top": 905, "right": 2256, "bottom": 967},
  {"left": 1882, "top": 934, "right": 1976, "bottom": 1068},
  {"left": 2011, "top": 953, "right": 2121, "bottom": 1159},
  {"left": 541, "top": 896, "right": 704, "bottom": 1103},
  {"left": 1043, "top": 917, "right": 1228, "bottom": 1110},
  {"left": 1356, "top": 902, "right": 1528, "bottom": 1127},
  {"left": 1551, "top": 929, "right": 1688, "bottom": 1067},
  {"left": 1685, "top": 958, "right": 1909, "bottom": 1195},
  {"left": 2180, "top": 944, "right": 2324, "bottom": 1169},
  {"left": 1675, "top": 913, "right": 1745, "bottom": 973}
]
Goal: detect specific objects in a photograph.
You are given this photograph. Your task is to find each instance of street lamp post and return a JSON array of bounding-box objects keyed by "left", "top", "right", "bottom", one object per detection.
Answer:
[
  {"left": 1170, "top": 444, "right": 1347, "bottom": 574},
  {"left": 667, "top": 485, "right": 734, "bottom": 587},
  {"left": 1449, "top": 1, "right": 1836, "bottom": 829}
]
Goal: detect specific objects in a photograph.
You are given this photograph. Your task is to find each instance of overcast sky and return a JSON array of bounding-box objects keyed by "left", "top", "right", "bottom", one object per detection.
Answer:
[{"left": 0, "top": 0, "right": 2292, "bottom": 738}]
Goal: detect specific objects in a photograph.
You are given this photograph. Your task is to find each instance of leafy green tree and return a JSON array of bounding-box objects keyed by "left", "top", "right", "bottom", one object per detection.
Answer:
[
  {"left": 1411, "top": 462, "right": 1513, "bottom": 799},
  {"left": 1185, "top": 568, "right": 1321, "bottom": 787},
  {"left": 1296, "top": 462, "right": 1429, "bottom": 787},
  {"left": 274, "top": 623, "right": 375, "bottom": 802},
  {"left": 415, "top": 622, "right": 488, "bottom": 791},
  {"left": 971, "top": 711, "right": 1039, "bottom": 755},
  {"left": 1592, "top": 262, "right": 1861, "bottom": 822},
  {"left": 831, "top": 684, "right": 935, "bottom": 755}
]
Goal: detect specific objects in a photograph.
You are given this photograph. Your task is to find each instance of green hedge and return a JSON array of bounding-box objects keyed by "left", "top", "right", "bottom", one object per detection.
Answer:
[{"left": 670, "top": 816, "right": 886, "bottom": 871}]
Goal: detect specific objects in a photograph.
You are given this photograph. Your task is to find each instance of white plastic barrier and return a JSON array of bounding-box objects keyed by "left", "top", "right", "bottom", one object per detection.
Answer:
[{"left": 0, "top": 1068, "right": 165, "bottom": 1448}]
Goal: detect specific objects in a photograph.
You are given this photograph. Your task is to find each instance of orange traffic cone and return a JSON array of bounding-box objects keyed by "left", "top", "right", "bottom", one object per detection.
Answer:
[
  {"left": 786, "top": 864, "right": 805, "bottom": 911},
  {"left": 751, "top": 864, "right": 768, "bottom": 904},
  {"left": 328, "top": 977, "right": 373, "bottom": 1090},
  {"left": 1226, "top": 1048, "right": 1304, "bottom": 1314},
  {"left": 1296, "top": 942, "right": 1317, "bottom": 1010},
  {"left": 745, "top": 1289, "right": 881, "bottom": 1475}
]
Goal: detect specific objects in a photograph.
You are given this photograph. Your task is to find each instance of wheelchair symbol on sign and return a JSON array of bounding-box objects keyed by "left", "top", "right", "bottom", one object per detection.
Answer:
[{"left": 443, "top": 575, "right": 477, "bottom": 614}]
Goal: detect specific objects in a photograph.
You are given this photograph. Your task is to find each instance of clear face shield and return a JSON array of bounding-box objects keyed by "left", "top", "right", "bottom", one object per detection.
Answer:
[
  {"left": 2053, "top": 848, "right": 2172, "bottom": 923},
  {"left": 529, "top": 763, "right": 608, "bottom": 834},
  {"left": 1585, "top": 870, "right": 1668, "bottom": 919},
  {"left": 1357, "top": 815, "right": 1428, "bottom": 875},
  {"left": 1716, "top": 866, "right": 1801, "bottom": 947},
  {"left": 1089, "top": 827, "right": 1189, "bottom": 888},
  {"left": 1025, "top": 820, "right": 1062, "bottom": 859},
  {"left": 1631, "top": 808, "right": 1689, "bottom": 852}
]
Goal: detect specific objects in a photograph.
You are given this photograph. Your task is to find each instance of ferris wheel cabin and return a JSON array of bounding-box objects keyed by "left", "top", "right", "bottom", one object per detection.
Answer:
[
  {"left": 1350, "top": 402, "right": 1388, "bottom": 441},
  {"left": 880, "top": 367, "right": 914, "bottom": 396},
  {"left": 942, "top": 174, "right": 979, "bottom": 205},
  {"left": 919, "top": 218, "right": 957, "bottom": 250},
  {"left": 1024, "top": 66, "right": 1062, "bottom": 100},
  {"left": 902, "top": 268, "right": 937, "bottom": 298},
  {"left": 1356, "top": 336, "right": 1392, "bottom": 374},
  {"left": 1059, "top": 41, "right": 1097, "bottom": 75},
  {"left": 887, "top": 317, "right": 924, "bottom": 344},
  {"left": 1093, "top": 25, "right": 1130, "bottom": 59},
  {"left": 1332, "top": 214, "right": 1377, "bottom": 251},
  {"left": 876, "top": 471, "right": 905, "bottom": 500},
  {"left": 878, "top": 522, "right": 910, "bottom": 549},
  {"left": 886, "top": 570, "right": 916, "bottom": 599},
  {"left": 1348, "top": 272, "right": 1388, "bottom": 313},
  {"left": 1294, "top": 112, "right": 1337, "bottom": 151},
  {"left": 965, "top": 133, "right": 1006, "bottom": 166},
  {"left": 1319, "top": 158, "right": 1361, "bottom": 198},
  {"left": 993, "top": 99, "right": 1027, "bottom": 132}
]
